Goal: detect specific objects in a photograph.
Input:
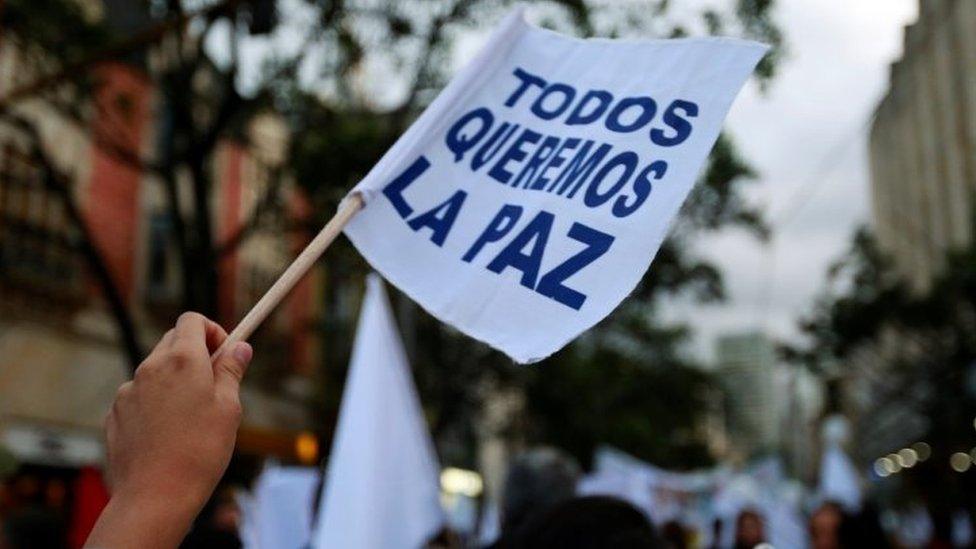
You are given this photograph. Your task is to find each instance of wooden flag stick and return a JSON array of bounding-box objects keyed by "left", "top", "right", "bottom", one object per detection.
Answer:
[{"left": 212, "top": 193, "right": 364, "bottom": 360}]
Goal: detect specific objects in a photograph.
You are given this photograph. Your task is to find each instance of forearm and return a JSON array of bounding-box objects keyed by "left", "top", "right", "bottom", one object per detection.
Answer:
[{"left": 84, "top": 489, "right": 205, "bottom": 549}]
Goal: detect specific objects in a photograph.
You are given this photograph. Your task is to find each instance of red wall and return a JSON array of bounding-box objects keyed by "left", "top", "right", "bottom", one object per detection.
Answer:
[{"left": 84, "top": 63, "right": 151, "bottom": 302}]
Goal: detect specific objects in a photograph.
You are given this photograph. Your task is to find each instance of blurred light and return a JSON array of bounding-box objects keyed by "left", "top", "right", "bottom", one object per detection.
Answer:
[
  {"left": 912, "top": 442, "right": 931, "bottom": 461},
  {"left": 950, "top": 452, "right": 971, "bottom": 473},
  {"left": 441, "top": 467, "right": 483, "bottom": 497},
  {"left": 295, "top": 432, "right": 319, "bottom": 465},
  {"left": 898, "top": 448, "right": 918, "bottom": 468},
  {"left": 887, "top": 454, "right": 902, "bottom": 473},
  {"left": 878, "top": 458, "right": 898, "bottom": 475},
  {"left": 874, "top": 458, "right": 891, "bottom": 478},
  {"left": 970, "top": 447, "right": 976, "bottom": 464}
]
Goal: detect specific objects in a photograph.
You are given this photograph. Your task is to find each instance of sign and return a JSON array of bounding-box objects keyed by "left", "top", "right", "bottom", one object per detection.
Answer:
[{"left": 345, "top": 7, "right": 767, "bottom": 363}]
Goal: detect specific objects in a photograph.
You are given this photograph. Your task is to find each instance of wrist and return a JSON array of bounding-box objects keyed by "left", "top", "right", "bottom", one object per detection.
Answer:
[
  {"left": 86, "top": 483, "right": 207, "bottom": 549},
  {"left": 113, "top": 473, "right": 213, "bottom": 515}
]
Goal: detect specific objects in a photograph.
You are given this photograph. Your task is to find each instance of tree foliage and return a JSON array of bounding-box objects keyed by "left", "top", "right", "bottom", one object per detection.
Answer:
[
  {"left": 2, "top": 0, "right": 783, "bottom": 467},
  {"left": 789, "top": 225, "right": 976, "bottom": 515}
]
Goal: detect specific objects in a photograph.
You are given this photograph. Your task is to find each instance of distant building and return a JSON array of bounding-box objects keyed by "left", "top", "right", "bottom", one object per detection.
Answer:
[
  {"left": 869, "top": 0, "right": 976, "bottom": 293},
  {"left": 714, "top": 332, "right": 781, "bottom": 461},
  {"left": 780, "top": 365, "right": 826, "bottom": 482},
  {"left": 0, "top": 4, "right": 321, "bottom": 471},
  {"left": 856, "top": 0, "right": 969, "bottom": 464}
]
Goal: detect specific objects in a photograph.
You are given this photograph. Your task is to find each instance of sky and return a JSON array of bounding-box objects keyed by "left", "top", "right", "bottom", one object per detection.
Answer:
[{"left": 661, "top": 0, "right": 919, "bottom": 362}]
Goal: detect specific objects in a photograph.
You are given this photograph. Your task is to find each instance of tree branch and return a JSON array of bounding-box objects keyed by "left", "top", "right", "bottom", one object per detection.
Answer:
[{"left": 0, "top": 106, "right": 144, "bottom": 373}]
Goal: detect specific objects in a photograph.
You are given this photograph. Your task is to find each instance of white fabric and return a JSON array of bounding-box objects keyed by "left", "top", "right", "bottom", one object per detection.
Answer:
[
  {"left": 582, "top": 447, "right": 810, "bottom": 549},
  {"left": 818, "top": 443, "right": 862, "bottom": 511},
  {"left": 241, "top": 465, "right": 319, "bottom": 549},
  {"left": 953, "top": 509, "right": 973, "bottom": 547},
  {"left": 311, "top": 274, "right": 445, "bottom": 549},
  {"left": 476, "top": 502, "right": 500, "bottom": 547},
  {"left": 344, "top": 7, "right": 768, "bottom": 363}
]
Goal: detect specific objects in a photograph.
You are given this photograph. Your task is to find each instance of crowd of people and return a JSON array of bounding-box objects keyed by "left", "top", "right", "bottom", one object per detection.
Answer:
[
  {"left": 0, "top": 461, "right": 958, "bottom": 548},
  {"left": 0, "top": 314, "right": 964, "bottom": 549},
  {"left": 475, "top": 448, "right": 900, "bottom": 549}
]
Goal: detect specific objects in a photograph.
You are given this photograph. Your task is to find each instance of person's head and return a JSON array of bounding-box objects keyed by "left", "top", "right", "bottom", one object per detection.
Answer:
[
  {"left": 9, "top": 475, "right": 40, "bottom": 507},
  {"left": 837, "top": 501, "right": 890, "bottom": 549},
  {"left": 734, "top": 509, "right": 765, "bottom": 548},
  {"left": 508, "top": 496, "right": 660, "bottom": 549},
  {"left": 43, "top": 479, "right": 66, "bottom": 510},
  {"left": 810, "top": 501, "right": 844, "bottom": 549},
  {"left": 501, "top": 447, "right": 581, "bottom": 536},
  {"left": 711, "top": 518, "right": 722, "bottom": 542},
  {"left": 661, "top": 520, "right": 687, "bottom": 549},
  {"left": 425, "top": 527, "right": 460, "bottom": 549}
]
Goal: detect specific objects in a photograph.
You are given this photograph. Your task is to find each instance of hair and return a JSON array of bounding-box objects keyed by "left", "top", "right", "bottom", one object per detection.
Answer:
[
  {"left": 500, "top": 447, "right": 581, "bottom": 536},
  {"left": 506, "top": 496, "right": 661, "bottom": 549}
]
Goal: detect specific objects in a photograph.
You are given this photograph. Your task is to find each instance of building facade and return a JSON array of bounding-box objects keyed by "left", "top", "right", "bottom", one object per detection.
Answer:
[
  {"left": 0, "top": 7, "right": 322, "bottom": 471},
  {"left": 855, "top": 0, "right": 976, "bottom": 466},
  {"left": 714, "top": 332, "right": 781, "bottom": 462},
  {"left": 869, "top": 0, "right": 976, "bottom": 292}
]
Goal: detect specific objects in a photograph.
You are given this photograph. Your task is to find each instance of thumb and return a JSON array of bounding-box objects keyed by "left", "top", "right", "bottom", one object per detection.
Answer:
[{"left": 213, "top": 341, "right": 253, "bottom": 396}]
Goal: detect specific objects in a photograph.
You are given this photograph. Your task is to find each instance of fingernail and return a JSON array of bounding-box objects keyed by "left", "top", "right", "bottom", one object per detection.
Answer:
[{"left": 232, "top": 342, "right": 253, "bottom": 363}]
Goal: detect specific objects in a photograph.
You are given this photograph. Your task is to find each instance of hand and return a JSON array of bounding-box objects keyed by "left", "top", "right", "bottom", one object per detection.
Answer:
[{"left": 86, "top": 313, "right": 253, "bottom": 549}]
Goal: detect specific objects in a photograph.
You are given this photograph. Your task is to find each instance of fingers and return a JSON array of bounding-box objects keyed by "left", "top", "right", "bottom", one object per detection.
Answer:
[
  {"left": 174, "top": 312, "right": 207, "bottom": 343},
  {"left": 139, "top": 313, "right": 228, "bottom": 378},
  {"left": 203, "top": 319, "right": 228, "bottom": 353},
  {"left": 142, "top": 312, "right": 248, "bottom": 398},
  {"left": 166, "top": 312, "right": 228, "bottom": 352},
  {"left": 213, "top": 341, "right": 253, "bottom": 405}
]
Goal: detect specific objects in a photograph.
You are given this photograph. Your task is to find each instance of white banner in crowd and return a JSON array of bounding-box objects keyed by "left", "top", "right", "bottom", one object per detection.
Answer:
[
  {"left": 312, "top": 274, "right": 444, "bottom": 549},
  {"left": 240, "top": 465, "right": 319, "bottom": 549},
  {"left": 581, "top": 447, "right": 809, "bottom": 549},
  {"left": 344, "top": 7, "right": 768, "bottom": 362},
  {"left": 818, "top": 445, "right": 862, "bottom": 511}
]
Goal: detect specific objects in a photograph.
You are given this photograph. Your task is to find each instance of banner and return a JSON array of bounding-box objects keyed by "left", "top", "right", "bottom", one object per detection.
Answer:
[
  {"left": 582, "top": 447, "right": 809, "bottom": 549},
  {"left": 345, "top": 7, "right": 768, "bottom": 363},
  {"left": 240, "top": 466, "right": 319, "bottom": 549}
]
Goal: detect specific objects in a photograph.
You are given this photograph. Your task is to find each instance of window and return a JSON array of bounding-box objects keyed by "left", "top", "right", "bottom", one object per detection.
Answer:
[{"left": 0, "top": 143, "right": 83, "bottom": 299}]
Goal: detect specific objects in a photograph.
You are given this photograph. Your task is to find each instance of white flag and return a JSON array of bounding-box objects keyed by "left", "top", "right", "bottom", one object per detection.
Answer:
[
  {"left": 312, "top": 274, "right": 444, "bottom": 549},
  {"left": 241, "top": 465, "right": 319, "bottom": 549},
  {"left": 818, "top": 415, "right": 861, "bottom": 510},
  {"left": 818, "top": 444, "right": 862, "bottom": 511},
  {"left": 344, "top": 7, "right": 768, "bottom": 363}
]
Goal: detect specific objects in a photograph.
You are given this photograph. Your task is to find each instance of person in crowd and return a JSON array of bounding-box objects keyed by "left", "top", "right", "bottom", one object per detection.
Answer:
[
  {"left": 810, "top": 501, "right": 844, "bottom": 549},
  {"left": 84, "top": 313, "right": 254, "bottom": 549},
  {"left": 923, "top": 508, "right": 953, "bottom": 549},
  {"left": 2, "top": 505, "right": 66, "bottom": 549},
  {"left": 486, "top": 446, "right": 581, "bottom": 548},
  {"left": 706, "top": 517, "right": 723, "bottom": 549},
  {"left": 425, "top": 527, "right": 461, "bottom": 549},
  {"left": 732, "top": 509, "right": 765, "bottom": 549},
  {"left": 180, "top": 485, "right": 243, "bottom": 549},
  {"left": 1, "top": 473, "right": 66, "bottom": 549},
  {"left": 660, "top": 520, "right": 687, "bottom": 549},
  {"left": 837, "top": 501, "right": 891, "bottom": 549},
  {"left": 505, "top": 495, "right": 661, "bottom": 549}
]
